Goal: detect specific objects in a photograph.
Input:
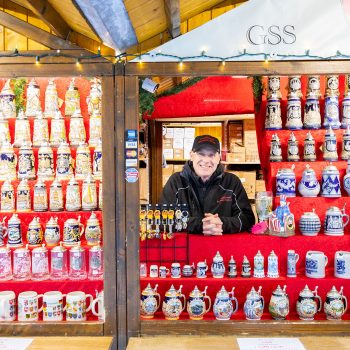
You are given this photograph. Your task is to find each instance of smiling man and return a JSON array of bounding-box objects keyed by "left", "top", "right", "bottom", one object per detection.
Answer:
[{"left": 160, "top": 135, "right": 255, "bottom": 235}]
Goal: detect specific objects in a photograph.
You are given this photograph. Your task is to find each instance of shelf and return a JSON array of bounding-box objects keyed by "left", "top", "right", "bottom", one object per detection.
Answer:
[
  {"left": 222, "top": 161, "right": 260, "bottom": 165},
  {"left": 156, "top": 114, "right": 255, "bottom": 123}
]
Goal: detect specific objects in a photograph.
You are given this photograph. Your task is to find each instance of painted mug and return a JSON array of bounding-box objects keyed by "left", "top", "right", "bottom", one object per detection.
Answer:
[
  {"left": 66, "top": 291, "right": 93, "bottom": 321},
  {"left": 305, "top": 251, "right": 328, "bottom": 278},
  {"left": 43, "top": 291, "right": 66, "bottom": 322},
  {"left": 18, "top": 291, "right": 43, "bottom": 321},
  {"left": 0, "top": 290, "right": 15, "bottom": 321}
]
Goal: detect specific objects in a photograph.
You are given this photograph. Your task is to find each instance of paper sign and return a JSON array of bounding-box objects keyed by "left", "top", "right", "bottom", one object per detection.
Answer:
[
  {"left": 0, "top": 338, "right": 34, "bottom": 350},
  {"left": 237, "top": 338, "right": 306, "bottom": 350}
]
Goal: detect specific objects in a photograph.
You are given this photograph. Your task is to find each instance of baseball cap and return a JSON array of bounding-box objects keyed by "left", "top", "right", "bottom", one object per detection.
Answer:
[{"left": 192, "top": 135, "right": 220, "bottom": 153}]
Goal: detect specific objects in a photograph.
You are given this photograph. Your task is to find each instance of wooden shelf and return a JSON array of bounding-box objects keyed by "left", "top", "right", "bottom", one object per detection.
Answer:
[
  {"left": 222, "top": 161, "right": 260, "bottom": 165},
  {"left": 156, "top": 114, "right": 255, "bottom": 123}
]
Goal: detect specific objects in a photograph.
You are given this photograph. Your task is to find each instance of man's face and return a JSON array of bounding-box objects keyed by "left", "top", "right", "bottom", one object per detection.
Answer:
[{"left": 190, "top": 148, "right": 220, "bottom": 182}]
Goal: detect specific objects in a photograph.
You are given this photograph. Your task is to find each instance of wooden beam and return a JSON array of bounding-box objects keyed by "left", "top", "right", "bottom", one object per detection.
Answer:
[
  {"left": 22, "top": 0, "right": 71, "bottom": 39},
  {"left": 164, "top": 0, "right": 180, "bottom": 38},
  {"left": 0, "top": 10, "right": 79, "bottom": 49}
]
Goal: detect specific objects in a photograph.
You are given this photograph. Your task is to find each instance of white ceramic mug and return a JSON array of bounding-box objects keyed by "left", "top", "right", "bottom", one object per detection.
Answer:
[
  {"left": 335, "top": 251, "right": 350, "bottom": 279},
  {"left": 0, "top": 291, "right": 16, "bottom": 321},
  {"left": 171, "top": 262, "right": 181, "bottom": 278},
  {"left": 305, "top": 251, "right": 328, "bottom": 278},
  {"left": 66, "top": 291, "right": 93, "bottom": 321},
  {"left": 140, "top": 263, "right": 147, "bottom": 277},
  {"left": 196, "top": 262, "right": 208, "bottom": 278},
  {"left": 149, "top": 264, "right": 159, "bottom": 278},
  {"left": 43, "top": 291, "right": 66, "bottom": 321},
  {"left": 91, "top": 291, "right": 105, "bottom": 321},
  {"left": 159, "top": 266, "right": 170, "bottom": 278},
  {"left": 18, "top": 291, "right": 43, "bottom": 321}
]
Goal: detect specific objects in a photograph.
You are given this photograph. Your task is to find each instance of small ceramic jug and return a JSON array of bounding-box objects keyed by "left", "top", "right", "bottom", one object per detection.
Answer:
[
  {"left": 7, "top": 214, "right": 22, "bottom": 247},
  {"left": 16, "top": 179, "right": 31, "bottom": 212},
  {"left": 44, "top": 79, "right": 59, "bottom": 118},
  {"left": 89, "top": 110, "right": 102, "bottom": 147},
  {"left": 287, "top": 132, "right": 300, "bottom": 162},
  {"left": 253, "top": 250, "right": 265, "bottom": 278},
  {"left": 44, "top": 216, "right": 60, "bottom": 246},
  {"left": 296, "top": 285, "right": 322, "bottom": 320},
  {"left": 18, "top": 142, "right": 36, "bottom": 180},
  {"left": 303, "top": 132, "right": 316, "bottom": 161},
  {"left": 270, "top": 134, "right": 282, "bottom": 162},
  {"left": 298, "top": 165, "right": 320, "bottom": 197},
  {"left": 213, "top": 286, "right": 238, "bottom": 321},
  {"left": 33, "top": 111, "right": 49, "bottom": 146},
  {"left": 140, "top": 283, "right": 160, "bottom": 319},
  {"left": 33, "top": 177, "right": 48, "bottom": 212},
  {"left": 324, "top": 205, "right": 349, "bottom": 236},
  {"left": 162, "top": 285, "right": 186, "bottom": 320},
  {"left": 305, "top": 251, "right": 328, "bottom": 278},
  {"left": 321, "top": 163, "right": 341, "bottom": 198},
  {"left": 323, "top": 127, "right": 338, "bottom": 161},
  {"left": 65, "top": 78, "right": 80, "bottom": 116},
  {"left": 37, "top": 142, "right": 55, "bottom": 180},
  {"left": 56, "top": 142, "right": 73, "bottom": 179},
  {"left": 324, "top": 286, "right": 347, "bottom": 320},
  {"left": 269, "top": 285, "right": 289, "bottom": 320},
  {"left": 14, "top": 110, "right": 31, "bottom": 147},
  {"left": 299, "top": 209, "right": 321, "bottom": 236},
  {"left": 63, "top": 216, "right": 84, "bottom": 246},
  {"left": 69, "top": 109, "right": 86, "bottom": 146},
  {"left": 276, "top": 166, "right": 296, "bottom": 197},
  {"left": 0, "top": 180, "right": 15, "bottom": 212},
  {"left": 243, "top": 286, "right": 264, "bottom": 320},
  {"left": 187, "top": 286, "right": 211, "bottom": 320},
  {"left": 26, "top": 217, "right": 43, "bottom": 246},
  {"left": 85, "top": 212, "right": 102, "bottom": 245},
  {"left": 25, "top": 78, "right": 41, "bottom": 117},
  {"left": 50, "top": 110, "right": 67, "bottom": 147},
  {"left": 66, "top": 176, "right": 81, "bottom": 211},
  {"left": 211, "top": 251, "right": 225, "bottom": 278},
  {"left": 0, "top": 141, "right": 17, "bottom": 181}
]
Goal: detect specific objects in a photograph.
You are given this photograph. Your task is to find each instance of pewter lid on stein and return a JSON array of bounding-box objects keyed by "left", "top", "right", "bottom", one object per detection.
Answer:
[
  {"left": 142, "top": 283, "right": 158, "bottom": 296},
  {"left": 28, "top": 216, "right": 40, "bottom": 227},
  {"left": 65, "top": 216, "right": 81, "bottom": 225},
  {"left": 0, "top": 79, "right": 14, "bottom": 97},
  {"left": 2, "top": 178, "right": 13, "bottom": 190},
  {"left": 246, "top": 286, "right": 261, "bottom": 299},
  {"left": 8, "top": 213, "right": 19, "bottom": 223},
  {"left": 326, "top": 285, "right": 343, "bottom": 298},
  {"left": 269, "top": 250, "right": 277, "bottom": 258},
  {"left": 189, "top": 285, "right": 205, "bottom": 298},
  {"left": 87, "top": 212, "right": 99, "bottom": 224},
  {"left": 35, "top": 177, "right": 46, "bottom": 188},
  {"left": 272, "top": 285, "right": 287, "bottom": 296},
  {"left": 165, "top": 284, "right": 182, "bottom": 297},
  {"left": 277, "top": 165, "right": 295, "bottom": 175},
  {"left": 90, "top": 241, "right": 103, "bottom": 252},
  {"left": 288, "top": 132, "right": 297, "bottom": 143},
  {"left": 68, "top": 175, "right": 78, "bottom": 186},
  {"left": 216, "top": 286, "right": 229, "bottom": 298},
  {"left": 14, "top": 243, "right": 29, "bottom": 252},
  {"left": 326, "top": 206, "right": 343, "bottom": 214},
  {"left": 213, "top": 251, "right": 223, "bottom": 262},
  {"left": 305, "top": 131, "right": 314, "bottom": 141},
  {"left": 325, "top": 126, "right": 336, "bottom": 137},
  {"left": 300, "top": 208, "right": 319, "bottom": 219},
  {"left": 51, "top": 177, "right": 62, "bottom": 188},
  {"left": 47, "top": 216, "right": 58, "bottom": 226},
  {"left": 32, "top": 243, "right": 47, "bottom": 253},
  {"left": 18, "top": 178, "right": 29, "bottom": 190},
  {"left": 229, "top": 255, "right": 236, "bottom": 264},
  {"left": 72, "top": 109, "right": 83, "bottom": 118},
  {"left": 52, "top": 241, "right": 67, "bottom": 253},
  {"left": 299, "top": 285, "right": 317, "bottom": 297},
  {"left": 323, "top": 163, "right": 339, "bottom": 173}
]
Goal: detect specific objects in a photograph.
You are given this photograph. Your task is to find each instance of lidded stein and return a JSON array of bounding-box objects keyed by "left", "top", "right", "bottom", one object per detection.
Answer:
[
  {"left": 44, "top": 79, "right": 59, "bottom": 118},
  {"left": 69, "top": 109, "right": 86, "bottom": 146},
  {"left": 241, "top": 255, "right": 251, "bottom": 277},
  {"left": 7, "top": 213, "right": 22, "bottom": 247},
  {"left": 33, "top": 111, "right": 49, "bottom": 146},
  {"left": 254, "top": 250, "right": 265, "bottom": 278},
  {"left": 18, "top": 142, "right": 35, "bottom": 180},
  {"left": 342, "top": 74, "right": 350, "bottom": 129},
  {"left": 303, "top": 131, "right": 316, "bottom": 161},
  {"left": 82, "top": 172, "right": 97, "bottom": 210},
  {"left": 56, "top": 142, "right": 73, "bottom": 179},
  {"left": 140, "top": 283, "right": 160, "bottom": 319},
  {"left": 321, "top": 163, "right": 341, "bottom": 197},
  {"left": 75, "top": 142, "right": 92, "bottom": 179},
  {"left": 13, "top": 244, "right": 30, "bottom": 280},
  {"left": 50, "top": 110, "right": 67, "bottom": 147},
  {"left": 89, "top": 110, "right": 102, "bottom": 147},
  {"left": 44, "top": 216, "right": 60, "bottom": 246},
  {"left": 343, "top": 159, "right": 350, "bottom": 195},
  {"left": 49, "top": 177, "right": 64, "bottom": 211},
  {"left": 227, "top": 255, "right": 237, "bottom": 278},
  {"left": 342, "top": 125, "right": 350, "bottom": 160},
  {"left": 63, "top": 216, "right": 84, "bottom": 246},
  {"left": 14, "top": 109, "right": 31, "bottom": 147},
  {"left": 162, "top": 284, "right": 186, "bottom": 320},
  {"left": 0, "top": 112, "right": 10, "bottom": 146},
  {"left": 298, "top": 164, "right": 320, "bottom": 197},
  {"left": 50, "top": 242, "right": 68, "bottom": 280},
  {"left": 31, "top": 244, "right": 49, "bottom": 281},
  {"left": 270, "top": 133, "right": 282, "bottom": 162},
  {"left": 87, "top": 78, "right": 102, "bottom": 115},
  {"left": 211, "top": 251, "right": 225, "bottom": 278},
  {"left": 65, "top": 78, "right": 80, "bottom": 116},
  {"left": 296, "top": 285, "right": 322, "bottom": 320},
  {"left": 323, "top": 126, "right": 338, "bottom": 161},
  {"left": 85, "top": 212, "right": 102, "bottom": 245},
  {"left": 323, "top": 75, "right": 340, "bottom": 129},
  {"left": 66, "top": 176, "right": 81, "bottom": 211},
  {"left": 324, "top": 286, "right": 347, "bottom": 320},
  {"left": 37, "top": 142, "right": 54, "bottom": 180},
  {"left": 68, "top": 242, "right": 87, "bottom": 280},
  {"left": 0, "top": 141, "right": 17, "bottom": 181},
  {"left": 286, "top": 77, "right": 302, "bottom": 129},
  {"left": 304, "top": 76, "right": 321, "bottom": 129},
  {"left": 1, "top": 179, "right": 15, "bottom": 212},
  {"left": 269, "top": 285, "right": 289, "bottom": 320},
  {"left": 0, "top": 244, "right": 12, "bottom": 281},
  {"left": 26, "top": 217, "right": 43, "bottom": 246},
  {"left": 243, "top": 286, "right": 264, "bottom": 320},
  {"left": 25, "top": 78, "right": 41, "bottom": 117},
  {"left": 187, "top": 286, "right": 211, "bottom": 320},
  {"left": 33, "top": 177, "right": 48, "bottom": 212},
  {"left": 0, "top": 79, "right": 15, "bottom": 119},
  {"left": 276, "top": 165, "right": 296, "bottom": 197},
  {"left": 287, "top": 132, "right": 300, "bottom": 161},
  {"left": 267, "top": 250, "right": 279, "bottom": 278},
  {"left": 265, "top": 98, "right": 282, "bottom": 130},
  {"left": 324, "top": 205, "right": 349, "bottom": 236},
  {"left": 213, "top": 286, "right": 238, "bottom": 320},
  {"left": 93, "top": 140, "right": 102, "bottom": 180},
  {"left": 88, "top": 242, "right": 103, "bottom": 280},
  {"left": 299, "top": 209, "right": 321, "bottom": 236},
  {"left": 16, "top": 179, "right": 31, "bottom": 212},
  {"left": 288, "top": 76, "right": 302, "bottom": 99}
]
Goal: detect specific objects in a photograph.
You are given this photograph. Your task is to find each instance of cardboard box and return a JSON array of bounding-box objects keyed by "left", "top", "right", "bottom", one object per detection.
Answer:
[
  {"left": 173, "top": 164, "right": 183, "bottom": 173},
  {"left": 256, "top": 179, "right": 266, "bottom": 193},
  {"left": 173, "top": 137, "right": 184, "bottom": 149},
  {"left": 139, "top": 168, "right": 149, "bottom": 202},
  {"left": 163, "top": 138, "right": 173, "bottom": 149},
  {"left": 173, "top": 149, "right": 184, "bottom": 160},
  {"left": 162, "top": 165, "right": 174, "bottom": 176},
  {"left": 184, "top": 128, "right": 196, "bottom": 138},
  {"left": 230, "top": 142, "right": 245, "bottom": 153},
  {"left": 229, "top": 171, "right": 256, "bottom": 199},
  {"left": 163, "top": 149, "right": 174, "bottom": 160},
  {"left": 244, "top": 131, "right": 258, "bottom": 147},
  {"left": 173, "top": 128, "right": 185, "bottom": 138},
  {"left": 226, "top": 151, "right": 245, "bottom": 163},
  {"left": 243, "top": 119, "right": 256, "bottom": 131}
]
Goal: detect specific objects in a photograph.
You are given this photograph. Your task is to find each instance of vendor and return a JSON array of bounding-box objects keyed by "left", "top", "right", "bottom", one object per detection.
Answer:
[{"left": 160, "top": 135, "right": 255, "bottom": 235}]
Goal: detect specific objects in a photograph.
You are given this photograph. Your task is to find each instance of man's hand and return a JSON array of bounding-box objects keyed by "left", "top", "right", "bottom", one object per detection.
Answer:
[{"left": 202, "top": 213, "right": 223, "bottom": 236}]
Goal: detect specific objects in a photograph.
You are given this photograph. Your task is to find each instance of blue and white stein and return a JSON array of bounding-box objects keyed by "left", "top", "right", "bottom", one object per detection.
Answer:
[
  {"left": 7, "top": 214, "right": 22, "bottom": 247},
  {"left": 305, "top": 251, "right": 328, "bottom": 278},
  {"left": 299, "top": 209, "right": 321, "bottom": 236},
  {"left": 265, "top": 98, "right": 282, "bottom": 130},
  {"left": 324, "top": 206, "right": 349, "bottom": 236},
  {"left": 323, "top": 126, "right": 338, "bottom": 161},
  {"left": 243, "top": 286, "right": 264, "bottom": 320},
  {"left": 196, "top": 261, "right": 208, "bottom": 278},
  {"left": 267, "top": 250, "right": 279, "bottom": 278},
  {"left": 56, "top": 142, "right": 73, "bottom": 180},
  {"left": 324, "top": 96, "right": 340, "bottom": 129},
  {"left": 253, "top": 250, "right": 265, "bottom": 278},
  {"left": 18, "top": 142, "right": 35, "bottom": 180},
  {"left": 287, "top": 132, "right": 300, "bottom": 162},
  {"left": 342, "top": 125, "right": 350, "bottom": 160},
  {"left": 213, "top": 286, "right": 238, "bottom": 321},
  {"left": 286, "top": 98, "right": 302, "bottom": 130},
  {"left": 298, "top": 164, "right": 320, "bottom": 197},
  {"left": 304, "top": 97, "right": 321, "bottom": 129},
  {"left": 303, "top": 132, "right": 316, "bottom": 161},
  {"left": 270, "top": 134, "right": 282, "bottom": 162},
  {"left": 211, "top": 251, "right": 225, "bottom": 278},
  {"left": 342, "top": 75, "right": 350, "bottom": 128},
  {"left": 335, "top": 251, "right": 350, "bottom": 279},
  {"left": 287, "top": 250, "right": 299, "bottom": 277},
  {"left": 343, "top": 159, "right": 350, "bottom": 195},
  {"left": 321, "top": 164, "right": 341, "bottom": 197},
  {"left": 276, "top": 166, "right": 296, "bottom": 197}
]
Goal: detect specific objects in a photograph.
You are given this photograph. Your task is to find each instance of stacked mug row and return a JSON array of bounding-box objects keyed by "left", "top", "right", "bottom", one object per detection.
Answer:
[
  {"left": 0, "top": 290, "right": 104, "bottom": 322},
  {"left": 141, "top": 283, "right": 347, "bottom": 322},
  {"left": 0, "top": 241, "right": 103, "bottom": 281}
]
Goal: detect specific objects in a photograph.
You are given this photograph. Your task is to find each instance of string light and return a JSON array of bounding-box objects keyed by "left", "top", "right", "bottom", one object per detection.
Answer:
[
  {"left": 35, "top": 56, "right": 40, "bottom": 64},
  {"left": 76, "top": 57, "right": 81, "bottom": 66},
  {"left": 221, "top": 59, "right": 226, "bottom": 66}
]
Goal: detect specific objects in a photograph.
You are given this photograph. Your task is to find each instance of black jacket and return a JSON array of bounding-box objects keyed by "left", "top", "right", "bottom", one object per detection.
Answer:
[{"left": 160, "top": 161, "right": 255, "bottom": 234}]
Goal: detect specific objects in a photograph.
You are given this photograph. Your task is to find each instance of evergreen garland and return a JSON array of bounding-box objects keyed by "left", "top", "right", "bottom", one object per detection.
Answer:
[
  {"left": 12, "top": 78, "right": 27, "bottom": 114},
  {"left": 251, "top": 76, "right": 265, "bottom": 101}
]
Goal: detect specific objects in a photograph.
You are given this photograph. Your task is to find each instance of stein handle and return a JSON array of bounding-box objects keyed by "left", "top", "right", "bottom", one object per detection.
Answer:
[
  {"left": 204, "top": 295, "right": 212, "bottom": 314},
  {"left": 91, "top": 297, "right": 100, "bottom": 317},
  {"left": 37, "top": 294, "right": 44, "bottom": 314},
  {"left": 180, "top": 294, "right": 186, "bottom": 312},
  {"left": 62, "top": 294, "right": 67, "bottom": 312},
  {"left": 155, "top": 292, "right": 161, "bottom": 311},
  {"left": 231, "top": 296, "right": 239, "bottom": 314},
  {"left": 260, "top": 296, "right": 265, "bottom": 309},
  {"left": 79, "top": 223, "right": 85, "bottom": 236},
  {"left": 85, "top": 293, "right": 94, "bottom": 312},
  {"left": 343, "top": 213, "right": 350, "bottom": 228},
  {"left": 315, "top": 295, "right": 322, "bottom": 312},
  {"left": 295, "top": 253, "right": 299, "bottom": 263},
  {"left": 342, "top": 295, "right": 348, "bottom": 315},
  {"left": 324, "top": 255, "right": 328, "bottom": 267},
  {"left": 0, "top": 299, "right": 8, "bottom": 319}
]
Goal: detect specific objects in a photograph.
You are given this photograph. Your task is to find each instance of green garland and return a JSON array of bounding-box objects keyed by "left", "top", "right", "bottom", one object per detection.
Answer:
[
  {"left": 12, "top": 78, "right": 27, "bottom": 114},
  {"left": 251, "top": 76, "right": 265, "bottom": 101}
]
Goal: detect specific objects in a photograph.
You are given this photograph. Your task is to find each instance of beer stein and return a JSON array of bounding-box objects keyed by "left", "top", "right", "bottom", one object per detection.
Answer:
[
  {"left": 44, "top": 79, "right": 59, "bottom": 118},
  {"left": 303, "top": 131, "right": 316, "bottom": 161},
  {"left": 187, "top": 286, "right": 211, "bottom": 320},
  {"left": 49, "top": 177, "right": 64, "bottom": 211},
  {"left": 69, "top": 109, "right": 86, "bottom": 146},
  {"left": 270, "top": 133, "right": 282, "bottom": 162},
  {"left": 243, "top": 286, "right": 264, "bottom": 320},
  {"left": 66, "top": 176, "right": 81, "bottom": 211},
  {"left": 31, "top": 244, "right": 49, "bottom": 281},
  {"left": 321, "top": 164, "right": 341, "bottom": 197},
  {"left": 43, "top": 291, "right": 66, "bottom": 322},
  {"left": 299, "top": 210, "right": 321, "bottom": 236},
  {"left": 305, "top": 251, "right": 328, "bottom": 278},
  {"left": 0, "top": 180, "right": 14, "bottom": 212},
  {"left": 93, "top": 140, "right": 102, "bottom": 180},
  {"left": 304, "top": 97, "right": 321, "bottom": 129},
  {"left": 253, "top": 250, "right": 265, "bottom": 278},
  {"left": 298, "top": 165, "right": 320, "bottom": 197},
  {"left": 63, "top": 216, "right": 84, "bottom": 246},
  {"left": 267, "top": 250, "right": 279, "bottom": 278},
  {"left": 342, "top": 75, "right": 350, "bottom": 128},
  {"left": 98, "top": 180, "right": 102, "bottom": 210},
  {"left": 66, "top": 291, "right": 93, "bottom": 321},
  {"left": 265, "top": 98, "right": 282, "bottom": 130},
  {"left": 33, "top": 111, "right": 49, "bottom": 146},
  {"left": 44, "top": 216, "right": 60, "bottom": 246},
  {"left": 140, "top": 284, "right": 160, "bottom": 319},
  {"left": 324, "top": 286, "right": 347, "bottom": 320},
  {"left": 14, "top": 109, "right": 31, "bottom": 147},
  {"left": 50, "top": 242, "right": 68, "bottom": 280},
  {"left": 241, "top": 255, "right": 251, "bottom": 277},
  {"left": 213, "top": 286, "right": 238, "bottom": 320},
  {"left": 335, "top": 251, "right": 350, "bottom": 278},
  {"left": 75, "top": 142, "right": 92, "bottom": 179},
  {"left": 296, "top": 285, "right": 322, "bottom": 320},
  {"left": 85, "top": 212, "right": 102, "bottom": 245},
  {"left": 37, "top": 142, "right": 54, "bottom": 180},
  {"left": 16, "top": 179, "right": 31, "bottom": 212},
  {"left": 269, "top": 285, "right": 289, "bottom": 320},
  {"left": 0, "top": 245, "right": 12, "bottom": 280},
  {"left": 0, "top": 217, "right": 8, "bottom": 247},
  {"left": 324, "top": 206, "right": 349, "bottom": 236},
  {"left": 287, "top": 132, "right": 300, "bottom": 161},
  {"left": 267, "top": 76, "right": 281, "bottom": 99},
  {"left": 211, "top": 251, "right": 225, "bottom": 278},
  {"left": 25, "top": 78, "right": 41, "bottom": 117},
  {"left": 18, "top": 142, "right": 35, "bottom": 180},
  {"left": 0, "top": 112, "right": 10, "bottom": 146},
  {"left": 276, "top": 166, "right": 296, "bottom": 197},
  {"left": 18, "top": 291, "right": 43, "bottom": 321},
  {"left": 50, "top": 110, "right": 67, "bottom": 147},
  {"left": 89, "top": 110, "right": 102, "bottom": 147},
  {"left": 56, "top": 142, "right": 73, "bottom": 179},
  {"left": 91, "top": 290, "right": 105, "bottom": 321},
  {"left": 87, "top": 78, "right": 102, "bottom": 115},
  {"left": 13, "top": 244, "right": 30, "bottom": 280},
  {"left": 0, "top": 141, "right": 17, "bottom": 181},
  {"left": 286, "top": 97, "right": 302, "bottom": 130},
  {"left": 162, "top": 284, "right": 186, "bottom": 320},
  {"left": 324, "top": 75, "right": 340, "bottom": 129},
  {"left": 33, "top": 177, "right": 48, "bottom": 212},
  {"left": 0, "top": 79, "right": 15, "bottom": 119},
  {"left": 323, "top": 126, "right": 338, "bottom": 161},
  {"left": 88, "top": 242, "right": 104, "bottom": 280},
  {"left": 65, "top": 78, "right": 80, "bottom": 116},
  {"left": 342, "top": 125, "right": 350, "bottom": 160},
  {"left": 227, "top": 255, "right": 237, "bottom": 278},
  {"left": 26, "top": 217, "right": 43, "bottom": 246},
  {"left": 82, "top": 173, "right": 97, "bottom": 210},
  {"left": 69, "top": 242, "right": 87, "bottom": 280},
  {"left": 0, "top": 291, "right": 15, "bottom": 321},
  {"left": 288, "top": 76, "right": 302, "bottom": 98},
  {"left": 7, "top": 213, "right": 22, "bottom": 247}
]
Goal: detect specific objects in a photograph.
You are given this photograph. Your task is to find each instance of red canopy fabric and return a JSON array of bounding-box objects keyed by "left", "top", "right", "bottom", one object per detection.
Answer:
[{"left": 147, "top": 76, "right": 255, "bottom": 119}]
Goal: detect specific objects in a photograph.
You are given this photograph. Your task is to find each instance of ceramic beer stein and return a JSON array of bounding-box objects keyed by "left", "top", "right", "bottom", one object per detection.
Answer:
[
  {"left": 0, "top": 291, "right": 15, "bottom": 321},
  {"left": 288, "top": 76, "right": 302, "bottom": 98},
  {"left": 227, "top": 255, "right": 237, "bottom": 277},
  {"left": 82, "top": 172, "right": 97, "bottom": 210},
  {"left": 342, "top": 125, "right": 350, "bottom": 160},
  {"left": 50, "top": 110, "right": 67, "bottom": 147},
  {"left": 13, "top": 244, "right": 30, "bottom": 280},
  {"left": 253, "top": 250, "right": 265, "bottom": 278},
  {"left": 270, "top": 133, "right": 282, "bottom": 162},
  {"left": 276, "top": 166, "right": 296, "bottom": 197},
  {"left": 0, "top": 245, "right": 12, "bottom": 280},
  {"left": 89, "top": 110, "right": 102, "bottom": 147},
  {"left": 323, "top": 127, "right": 338, "bottom": 161},
  {"left": 324, "top": 206, "right": 349, "bottom": 236},
  {"left": 287, "top": 250, "right": 299, "bottom": 277},
  {"left": 85, "top": 212, "right": 102, "bottom": 245},
  {"left": 321, "top": 164, "right": 341, "bottom": 197},
  {"left": 265, "top": 98, "right": 282, "bottom": 130},
  {"left": 296, "top": 285, "right": 322, "bottom": 320},
  {"left": 181, "top": 263, "right": 194, "bottom": 277},
  {"left": 305, "top": 251, "right": 328, "bottom": 278},
  {"left": 37, "top": 142, "right": 55, "bottom": 180},
  {"left": 324, "top": 286, "right": 347, "bottom": 320},
  {"left": 241, "top": 255, "right": 251, "bottom": 277},
  {"left": 7, "top": 213, "right": 22, "bottom": 247},
  {"left": 335, "top": 251, "right": 350, "bottom": 279},
  {"left": 44, "top": 216, "right": 60, "bottom": 246},
  {"left": 43, "top": 291, "right": 66, "bottom": 322},
  {"left": 243, "top": 286, "right": 264, "bottom": 320},
  {"left": 88, "top": 242, "right": 103, "bottom": 280},
  {"left": 303, "top": 132, "right": 316, "bottom": 161},
  {"left": 50, "top": 242, "right": 68, "bottom": 280},
  {"left": 75, "top": 142, "right": 92, "bottom": 179},
  {"left": 287, "top": 132, "right": 300, "bottom": 161},
  {"left": 66, "top": 291, "right": 93, "bottom": 321},
  {"left": 187, "top": 286, "right": 211, "bottom": 320},
  {"left": 65, "top": 176, "right": 81, "bottom": 211},
  {"left": 304, "top": 96, "right": 321, "bottom": 129},
  {"left": 0, "top": 141, "right": 16, "bottom": 181},
  {"left": 16, "top": 179, "right": 31, "bottom": 212},
  {"left": 211, "top": 251, "right": 225, "bottom": 278},
  {"left": 69, "top": 109, "right": 86, "bottom": 146},
  {"left": 49, "top": 177, "right": 64, "bottom": 211},
  {"left": 31, "top": 244, "right": 49, "bottom": 280},
  {"left": 65, "top": 78, "right": 80, "bottom": 116},
  {"left": 267, "top": 76, "right": 282, "bottom": 99},
  {"left": 87, "top": 78, "right": 102, "bottom": 115},
  {"left": 25, "top": 78, "right": 41, "bottom": 117},
  {"left": 63, "top": 216, "right": 84, "bottom": 246},
  {"left": 269, "top": 285, "right": 289, "bottom": 320},
  {"left": 342, "top": 75, "right": 350, "bottom": 128},
  {"left": 0, "top": 79, "right": 15, "bottom": 119},
  {"left": 299, "top": 209, "right": 321, "bottom": 236},
  {"left": 18, "top": 291, "right": 43, "bottom": 321},
  {"left": 343, "top": 159, "right": 350, "bottom": 195},
  {"left": 93, "top": 140, "right": 102, "bottom": 180},
  {"left": 140, "top": 284, "right": 160, "bottom": 319},
  {"left": 324, "top": 75, "right": 340, "bottom": 129},
  {"left": 162, "top": 285, "right": 186, "bottom": 320},
  {"left": 298, "top": 165, "right": 320, "bottom": 197},
  {"left": 267, "top": 250, "right": 279, "bottom": 278},
  {"left": 33, "top": 111, "right": 49, "bottom": 146},
  {"left": 91, "top": 290, "right": 105, "bottom": 321},
  {"left": 286, "top": 97, "right": 302, "bottom": 130},
  {"left": 196, "top": 261, "right": 208, "bottom": 278},
  {"left": 56, "top": 142, "right": 73, "bottom": 179},
  {"left": 0, "top": 180, "right": 14, "bottom": 212},
  {"left": 18, "top": 142, "right": 36, "bottom": 180},
  {"left": 33, "top": 177, "right": 48, "bottom": 212},
  {"left": 14, "top": 110, "right": 31, "bottom": 147},
  {"left": 44, "top": 79, "right": 59, "bottom": 118},
  {"left": 0, "top": 112, "right": 10, "bottom": 146},
  {"left": 26, "top": 217, "right": 43, "bottom": 246},
  {"left": 69, "top": 242, "right": 87, "bottom": 280},
  {"left": 213, "top": 286, "right": 237, "bottom": 321}
]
